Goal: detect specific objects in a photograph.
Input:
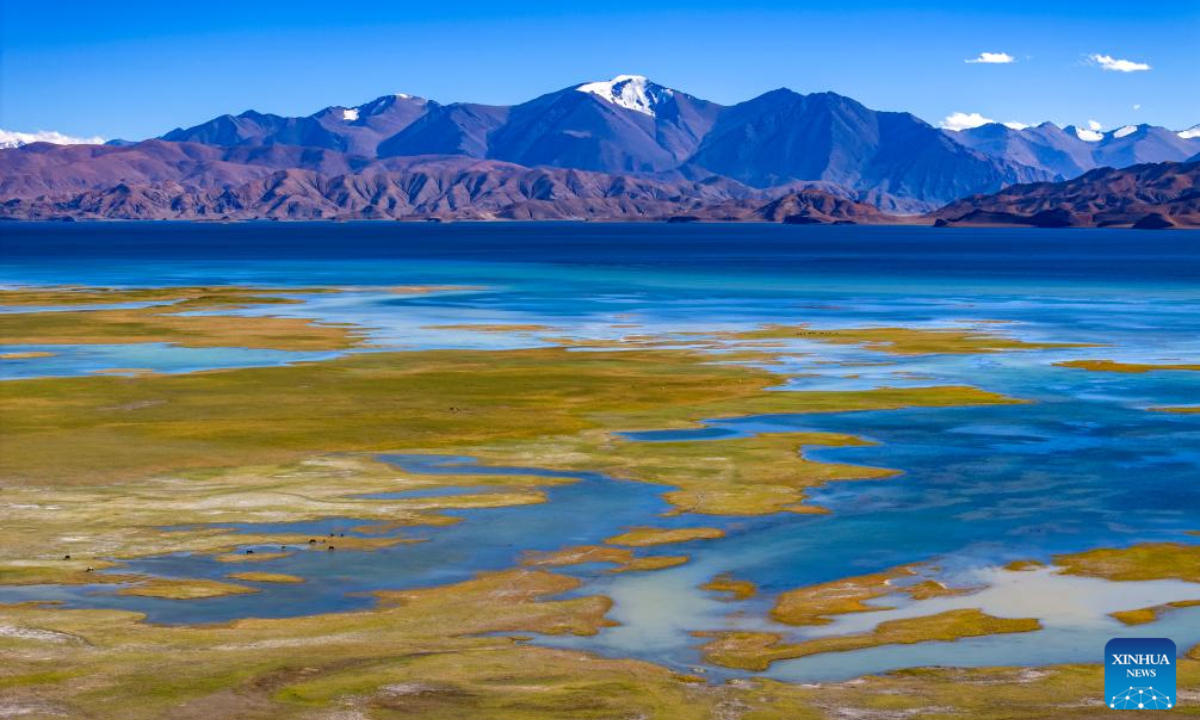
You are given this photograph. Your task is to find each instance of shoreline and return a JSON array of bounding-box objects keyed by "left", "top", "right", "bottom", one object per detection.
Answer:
[{"left": 4, "top": 216, "right": 1196, "bottom": 229}]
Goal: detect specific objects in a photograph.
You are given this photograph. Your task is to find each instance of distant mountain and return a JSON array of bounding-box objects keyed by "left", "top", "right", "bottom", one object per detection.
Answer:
[
  {"left": 0, "top": 154, "right": 768, "bottom": 221},
  {"left": 948, "top": 122, "right": 1200, "bottom": 179},
  {"left": 6, "top": 141, "right": 1196, "bottom": 228},
  {"left": 0, "top": 161, "right": 904, "bottom": 225},
  {"left": 1091, "top": 125, "right": 1200, "bottom": 168},
  {"left": 684, "top": 188, "right": 898, "bottom": 224},
  {"left": 377, "top": 103, "right": 509, "bottom": 158},
  {"left": 945, "top": 123, "right": 1097, "bottom": 178},
  {"left": 1177, "top": 124, "right": 1200, "bottom": 140},
  {"left": 0, "top": 140, "right": 366, "bottom": 199},
  {"left": 3, "top": 75, "right": 1196, "bottom": 220},
  {"left": 163, "top": 94, "right": 432, "bottom": 156},
  {"left": 752, "top": 189, "right": 893, "bottom": 224},
  {"left": 485, "top": 76, "right": 722, "bottom": 173},
  {"left": 148, "top": 77, "right": 1053, "bottom": 210},
  {"left": 686, "top": 89, "right": 1049, "bottom": 210},
  {"left": 932, "top": 161, "right": 1200, "bottom": 228}
]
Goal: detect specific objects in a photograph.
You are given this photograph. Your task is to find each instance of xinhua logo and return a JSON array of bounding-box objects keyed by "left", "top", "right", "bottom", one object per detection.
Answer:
[{"left": 1106, "top": 638, "right": 1177, "bottom": 710}]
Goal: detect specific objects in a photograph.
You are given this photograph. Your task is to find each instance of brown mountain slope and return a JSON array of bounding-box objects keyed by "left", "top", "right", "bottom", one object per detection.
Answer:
[
  {"left": 674, "top": 188, "right": 900, "bottom": 224},
  {"left": 0, "top": 141, "right": 905, "bottom": 223},
  {"left": 0, "top": 140, "right": 367, "bottom": 199},
  {"left": 932, "top": 161, "right": 1200, "bottom": 228},
  {"left": 0, "top": 161, "right": 765, "bottom": 221},
  {"left": 0, "top": 166, "right": 903, "bottom": 224},
  {"left": 752, "top": 188, "right": 897, "bottom": 223},
  {"left": 7, "top": 141, "right": 1193, "bottom": 227}
]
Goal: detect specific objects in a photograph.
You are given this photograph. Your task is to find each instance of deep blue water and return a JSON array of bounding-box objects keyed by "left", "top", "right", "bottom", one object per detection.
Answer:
[
  {"left": 1, "top": 222, "right": 1198, "bottom": 680},
  {"left": 3, "top": 222, "right": 1198, "bottom": 291},
  {"left": 1, "top": 221, "right": 1196, "bottom": 276}
]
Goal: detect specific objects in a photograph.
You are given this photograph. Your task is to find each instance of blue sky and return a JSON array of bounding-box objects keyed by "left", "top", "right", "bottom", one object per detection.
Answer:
[{"left": 2, "top": 0, "right": 1196, "bottom": 140}]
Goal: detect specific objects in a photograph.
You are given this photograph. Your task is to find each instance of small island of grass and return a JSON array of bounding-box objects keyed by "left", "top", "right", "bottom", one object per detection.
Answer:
[
  {"left": 116, "top": 578, "right": 259, "bottom": 599},
  {"left": 227, "top": 572, "right": 306, "bottom": 584},
  {"left": 700, "top": 572, "right": 758, "bottom": 601},
  {"left": 604, "top": 527, "right": 725, "bottom": 547},
  {"left": 698, "top": 609, "right": 1042, "bottom": 671},
  {"left": 1053, "top": 543, "right": 1200, "bottom": 583},
  {"left": 1055, "top": 359, "right": 1200, "bottom": 373}
]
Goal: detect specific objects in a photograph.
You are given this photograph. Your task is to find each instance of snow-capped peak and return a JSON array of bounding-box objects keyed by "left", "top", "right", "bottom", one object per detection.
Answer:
[
  {"left": 1113, "top": 124, "right": 1139, "bottom": 138},
  {"left": 342, "top": 108, "right": 359, "bottom": 122},
  {"left": 388, "top": 93, "right": 426, "bottom": 104},
  {"left": 1074, "top": 127, "right": 1104, "bottom": 142},
  {"left": 1179, "top": 124, "right": 1200, "bottom": 139},
  {"left": 576, "top": 75, "right": 673, "bottom": 116}
]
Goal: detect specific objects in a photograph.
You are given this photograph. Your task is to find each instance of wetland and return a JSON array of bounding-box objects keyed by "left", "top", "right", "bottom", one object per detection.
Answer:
[{"left": 1, "top": 222, "right": 1198, "bottom": 719}]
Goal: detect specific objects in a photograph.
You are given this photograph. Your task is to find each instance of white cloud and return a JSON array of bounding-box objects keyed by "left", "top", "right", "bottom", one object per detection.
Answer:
[
  {"left": 940, "top": 112, "right": 1027, "bottom": 132},
  {"left": 1088, "top": 119, "right": 1103, "bottom": 131},
  {"left": 1088, "top": 54, "right": 1151, "bottom": 72},
  {"left": 1132, "top": 104, "right": 1142, "bottom": 111},
  {"left": 966, "top": 52, "right": 1016, "bottom": 64},
  {"left": 940, "top": 112, "right": 994, "bottom": 131},
  {"left": 0, "top": 129, "right": 106, "bottom": 149}
]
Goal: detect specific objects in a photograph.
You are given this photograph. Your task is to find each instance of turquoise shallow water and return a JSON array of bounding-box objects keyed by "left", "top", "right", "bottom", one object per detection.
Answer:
[{"left": 1, "top": 222, "right": 1198, "bottom": 680}]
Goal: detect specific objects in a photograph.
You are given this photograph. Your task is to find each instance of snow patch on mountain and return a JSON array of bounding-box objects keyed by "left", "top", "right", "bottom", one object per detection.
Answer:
[
  {"left": 342, "top": 108, "right": 359, "bottom": 121},
  {"left": 576, "top": 75, "right": 673, "bottom": 116},
  {"left": 1075, "top": 127, "right": 1104, "bottom": 142},
  {"left": 1179, "top": 125, "right": 1200, "bottom": 139},
  {"left": 1113, "top": 125, "right": 1138, "bottom": 138}
]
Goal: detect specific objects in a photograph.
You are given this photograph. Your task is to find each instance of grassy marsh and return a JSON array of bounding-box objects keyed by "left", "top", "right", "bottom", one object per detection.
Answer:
[
  {"left": 0, "top": 285, "right": 364, "bottom": 350},
  {"left": 698, "top": 609, "right": 1042, "bottom": 671},
  {"left": 522, "top": 545, "right": 690, "bottom": 574},
  {"left": 1, "top": 586, "right": 1193, "bottom": 719},
  {"left": 769, "top": 566, "right": 964, "bottom": 627},
  {"left": 1110, "top": 599, "right": 1200, "bottom": 625},
  {"left": 717, "top": 324, "right": 1097, "bottom": 355},
  {"left": 116, "top": 578, "right": 259, "bottom": 599},
  {"left": 604, "top": 527, "right": 725, "bottom": 546},
  {"left": 1054, "top": 543, "right": 1200, "bottom": 583},
  {"left": 227, "top": 572, "right": 306, "bottom": 584},
  {"left": 0, "top": 454, "right": 510, "bottom": 586},
  {"left": 5, "top": 286, "right": 1170, "bottom": 718},
  {"left": 700, "top": 572, "right": 758, "bottom": 601},
  {"left": 1055, "top": 359, "right": 1200, "bottom": 373}
]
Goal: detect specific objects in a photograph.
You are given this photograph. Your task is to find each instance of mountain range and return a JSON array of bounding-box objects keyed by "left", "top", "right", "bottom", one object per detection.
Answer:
[
  {"left": 2, "top": 75, "right": 1198, "bottom": 222},
  {"left": 950, "top": 122, "right": 1200, "bottom": 179},
  {"left": 933, "top": 160, "right": 1200, "bottom": 229}
]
